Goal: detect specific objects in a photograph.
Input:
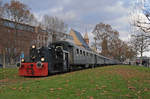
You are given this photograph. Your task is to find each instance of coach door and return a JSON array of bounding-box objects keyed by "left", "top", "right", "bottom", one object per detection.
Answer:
[
  {"left": 94, "top": 55, "right": 97, "bottom": 65},
  {"left": 53, "top": 46, "right": 64, "bottom": 72},
  {"left": 63, "top": 51, "right": 69, "bottom": 72}
]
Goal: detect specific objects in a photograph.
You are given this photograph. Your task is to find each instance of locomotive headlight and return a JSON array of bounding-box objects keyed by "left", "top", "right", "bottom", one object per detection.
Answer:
[
  {"left": 41, "top": 58, "right": 45, "bottom": 62},
  {"left": 21, "top": 58, "right": 24, "bottom": 62},
  {"left": 32, "top": 45, "right": 36, "bottom": 49}
]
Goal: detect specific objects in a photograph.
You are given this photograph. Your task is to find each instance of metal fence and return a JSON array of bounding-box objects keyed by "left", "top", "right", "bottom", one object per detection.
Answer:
[{"left": 0, "top": 54, "right": 18, "bottom": 68}]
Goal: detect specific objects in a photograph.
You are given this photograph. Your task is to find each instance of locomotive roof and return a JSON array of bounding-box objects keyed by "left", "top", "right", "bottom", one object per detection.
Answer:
[
  {"left": 51, "top": 41, "right": 92, "bottom": 51},
  {"left": 51, "top": 40, "right": 76, "bottom": 47}
]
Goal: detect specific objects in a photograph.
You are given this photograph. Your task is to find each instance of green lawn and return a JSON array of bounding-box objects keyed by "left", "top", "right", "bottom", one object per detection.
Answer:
[{"left": 0, "top": 65, "right": 150, "bottom": 99}]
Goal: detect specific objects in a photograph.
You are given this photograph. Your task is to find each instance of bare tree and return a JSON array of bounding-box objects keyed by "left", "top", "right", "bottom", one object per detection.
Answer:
[
  {"left": 0, "top": 0, "right": 3, "bottom": 18},
  {"left": 42, "top": 14, "right": 68, "bottom": 42},
  {"left": 129, "top": 0, "right": 150, "bottom": 58},
  {"left": 0, "top": 0, "right": 6, "bottom": 67},
  {"left": 137, "top": 1, "right": 150, "bottom": 32},
  {"left": 130, "top": 33, "right": 150, "bottom": 57}
]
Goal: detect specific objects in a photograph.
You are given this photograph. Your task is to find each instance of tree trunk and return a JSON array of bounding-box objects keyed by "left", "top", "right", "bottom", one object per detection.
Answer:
[
  {"left": 94, "top": 38, "right": 97, "bottom": 51},
  {"left": 140, "top": 52, "right": 143, "bottom": 58},
  {"left": 140, "top": 46, "right": 143, "bottom": 66},
  {"left": 10, "top": 56, "right": 14, "bottom": 64},
  {"left": 52, "top": 31, "right": 56, "bottom": 42},
  {"left": 2, "top": 49, "right": 6, "bottom": 68},
  {"left": 140, "top": 51, "right": 143, "bottom": 66}
]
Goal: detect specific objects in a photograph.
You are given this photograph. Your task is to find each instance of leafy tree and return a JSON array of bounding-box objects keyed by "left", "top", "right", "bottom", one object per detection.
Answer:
[
  {"left": 92, "top": 22, "right": 135, "bottom": 61},
  {"left": 101, "top": 37, "right": 109, "bottom": 56},
  {"left": 3, "top": 0, "right": 34, "bottom": 24},
  {"left": 92, "top": 23, "right": 119, "bottom": 57}
]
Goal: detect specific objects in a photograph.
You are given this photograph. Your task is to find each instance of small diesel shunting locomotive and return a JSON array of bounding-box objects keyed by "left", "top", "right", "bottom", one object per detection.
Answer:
[{"left": 17, "top": 41, "right": 118, "bottom": 76}]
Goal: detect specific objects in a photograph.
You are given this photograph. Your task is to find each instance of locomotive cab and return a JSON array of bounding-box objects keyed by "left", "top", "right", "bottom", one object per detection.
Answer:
[{"left": 49, "top": 43, "right": 70, "bottom": 73}]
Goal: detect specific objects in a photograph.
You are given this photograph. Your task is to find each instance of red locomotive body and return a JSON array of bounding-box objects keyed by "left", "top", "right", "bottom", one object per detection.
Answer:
[
  {"left": 19, "top": 62, "right": 48, "bottom": 76},
  {"left": 17, "top": 45, "right": 52, "bottom": 77}
]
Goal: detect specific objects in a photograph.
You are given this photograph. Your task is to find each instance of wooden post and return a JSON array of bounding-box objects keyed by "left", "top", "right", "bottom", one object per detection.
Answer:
[{"left": 3, "top": 49, "right": 6, "bottom": 68}]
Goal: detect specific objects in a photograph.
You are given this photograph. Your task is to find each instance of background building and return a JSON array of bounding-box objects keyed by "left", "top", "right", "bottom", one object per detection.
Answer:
[
  {"left": 0, "top": 19, "right": 51, "bottom": 65},
  {"left": 69, "top": 29, "right": 91, "bottom": 50},
  {"left": 0, "top": 18, "right": 74, "bottom": 66}
]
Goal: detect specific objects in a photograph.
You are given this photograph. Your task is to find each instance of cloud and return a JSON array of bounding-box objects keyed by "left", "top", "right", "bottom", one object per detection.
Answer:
[
  {"left": 4, "top": 0, "right": 132, "bottom": 42},
  {"left": 105, "top": 1, "right": 128, "bottom": 14},
  {"left": 109, "top": 17, "right": 130, "bottom": 39},
  {"left": 50, "top": 6, "right": 64, "bottom": 13},
  {"left": 62, "top": 0, "right": 71, "bottom": 4},
  {"left": 59, "top": 11, "right": 77, "bottom": 21},
  {"left": 98, "top": 1, "right": 131, "bottom": 41}
]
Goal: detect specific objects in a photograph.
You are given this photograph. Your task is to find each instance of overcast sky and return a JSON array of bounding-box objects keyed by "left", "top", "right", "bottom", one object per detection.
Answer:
[
  {"left": 4, "top": 0, "right": 133, "bottom": 41},
  {"left": 3, "top": 0, "right": 150, "bottom": 56}
]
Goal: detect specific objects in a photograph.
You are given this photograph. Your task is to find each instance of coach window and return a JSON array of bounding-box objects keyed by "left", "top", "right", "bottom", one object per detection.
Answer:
[
  {"left": 80, "top": 50, "right": 82, "bottom": 55},
  {"left": 91, "top": 54, "right": 93, "bottom": 57},
  {"left": 86, "top": 52, "right": 88, "bottom": 56},
  {"left": 83, "top": 51, "right": 85, "bottom": 56},
  {"left": 76, "top": 49, "right": 79, "bottom": 54}
]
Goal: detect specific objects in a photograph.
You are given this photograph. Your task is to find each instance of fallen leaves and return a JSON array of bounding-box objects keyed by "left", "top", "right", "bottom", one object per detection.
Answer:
[
  {"left": 18, "top": 87, "right": 23, "bottom": 90},
  {"left": 76, "top": 91, "right": 81, "bottom": 96},
  {"left": 128, "top": 86, "right": 136, "bottom": 91},
  {"left": 90, "top": 80, "right": 94, "bottom": 84},
  {"left": 89, "top": 96, "right": 94, "bottom": 99},
  {"left": 82, "top": 89, "right": 86, "bottom": 93},
  {"left": 95, "top": 85, "right": 102, "bottom": 90},
  {"left": 66, "top": 80, "right": 69, "bottom": 83},
  {"left": 144, "top": 88, "right": 149, "bottom": 92},
  {"left": 50, "top": 88, "right": 54, "bottom": 91},
  {"left": 75, "top": 88, "right": 87, "bottom": 96},
  {"left": 101, "top": 85, "right": 107, "bottom": 88},
  {"left": 57, "top": 88, "right": 63, "bottom": 90},
  {"left": 127, "top": 80, "right": 131, "bottom": 84},
  {"left": 64, "top": 84, "right": 68, "bottom": 87},
  {"left": 0, "top": 78, "right": 9, "bottom": 82},
  {"left": 137, "top": 90, "right": 141, "bottom": 94},
  {"left": 11, "top": 87, "right": 16, "bottom": 90},
  {"left": 49, "top": 87, "right": 63, "bottom": 93},
  {"left": 125, "top": 94, "right": 131, "bottom": 97},
  {"left": 138, "top": 96, "right": 142, "bottom": 99},
  {"left": 100, "top": 90, "right": 108, "bottom": 95},
  {"left": 13, "top": 75, "right": 17, "bottom": 78},
  {"left": 103, "top": 91, "right": 107, "bottom": 93}
]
